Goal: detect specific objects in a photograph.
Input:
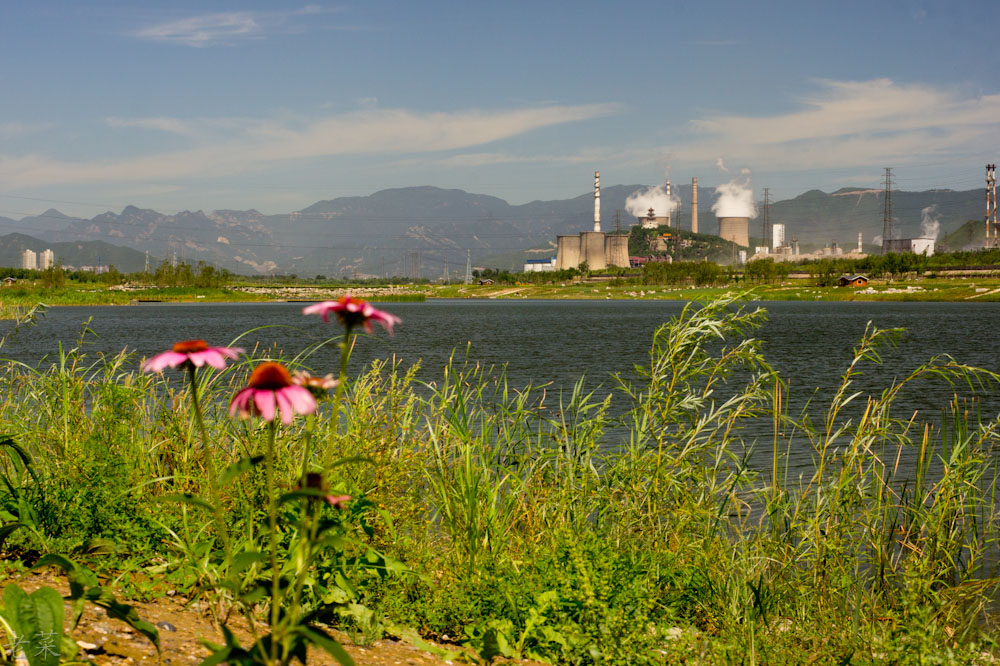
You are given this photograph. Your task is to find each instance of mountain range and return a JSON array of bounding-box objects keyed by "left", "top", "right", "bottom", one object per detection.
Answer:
[{"left": 0, "top": 184, "right": 985, "bottom": 275}]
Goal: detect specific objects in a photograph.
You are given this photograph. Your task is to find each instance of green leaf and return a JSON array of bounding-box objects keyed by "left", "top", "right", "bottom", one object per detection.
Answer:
[
  {"left": 229, "top": 550, "right": 267, "bottom": 576},
  {"left": 75, "top": 538, "right": 118, "bottom": 556},
  {"left": 295, "top": 626, "right": 354, "bottom": 666},
  {"left": 217, "top": 456, "right": 264, "bottom": 486},
  {"left": 14, "top": 586, "right": 63, "bottom": 666},
  {"left": 0, "top": 523, "right": 23, "bottom": 550},
  {"left": 0, "top": 437, "right": 40, "bottom": 488},
  {"left": 2, "top": 584, "right": 27, "bottom": 634},
  {"left": 154, "top": 493, "right": 216, "bottom": 513}
]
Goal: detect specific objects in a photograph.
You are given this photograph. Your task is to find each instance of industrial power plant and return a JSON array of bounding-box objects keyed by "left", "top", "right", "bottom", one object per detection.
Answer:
[{"left": 555, "top": 172, "right": 630, "bottom": 270}]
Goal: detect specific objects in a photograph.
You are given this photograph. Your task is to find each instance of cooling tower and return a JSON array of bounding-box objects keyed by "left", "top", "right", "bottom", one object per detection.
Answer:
[
  {"left": 556, "top": 235, "right": 581, "bottom": 270},
  {"left": 605, "top": 234, "right": 629, "bottom": 267},
  {"left": 691, "top": 177, "right": 698, "bottom": 234},
  {"left": 718, "top": 217, "right": 750, "bottom": 247},
  {"left": 580, "top": 231, "right": 607, "bottom": 270}
]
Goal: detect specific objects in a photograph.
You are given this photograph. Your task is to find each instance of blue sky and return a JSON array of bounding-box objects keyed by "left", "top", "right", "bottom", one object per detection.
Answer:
[{"left": 1, "top": 0, "right": 998, "bottom": 218}]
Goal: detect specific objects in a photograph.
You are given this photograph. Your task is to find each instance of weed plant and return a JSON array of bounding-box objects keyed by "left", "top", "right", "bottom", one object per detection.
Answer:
[{"left": 0, "top": 293, "right": 998, "bottom": 664}]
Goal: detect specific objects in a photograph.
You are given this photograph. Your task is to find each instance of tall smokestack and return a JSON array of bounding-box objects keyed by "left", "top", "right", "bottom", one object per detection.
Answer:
[
  {"left": 594, "top": 171, "right": 601, "bottom": 232},
  {"left": 665, "top": 179, "right": 672, "bottom": 228},
  {"left": 691, "top": 177, "right": 698, "bottom": 234}
]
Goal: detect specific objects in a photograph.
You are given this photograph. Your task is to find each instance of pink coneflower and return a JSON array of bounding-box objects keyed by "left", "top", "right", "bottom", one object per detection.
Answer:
[
  {"left": 302, "top": 295, "right": 401, "bottom": 335},
  {"left": 142, "top": 339, "right": 244, "bottom": 373},
  {"left": 229, "top": 362, "right": 317, "bottom": 425},
  {"left": 291, "top": 370, "right": 338, "bottom": 399}
]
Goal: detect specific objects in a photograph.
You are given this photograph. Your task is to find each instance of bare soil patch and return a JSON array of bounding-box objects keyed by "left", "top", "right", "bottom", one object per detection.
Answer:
[{"left": 3, "top": 570, "right": 536, "bottom": 666}]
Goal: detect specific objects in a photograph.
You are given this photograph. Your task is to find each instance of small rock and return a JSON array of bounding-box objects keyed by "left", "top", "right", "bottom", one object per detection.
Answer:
[
  {"left": 156, "top": 621, "right": 178, "bottom": 632},
  {"left": 166, "top": 589, "right": 177, "bottom": 597},
  {"left": 76, "top": 640, "right": 99, "bottom": 651}
]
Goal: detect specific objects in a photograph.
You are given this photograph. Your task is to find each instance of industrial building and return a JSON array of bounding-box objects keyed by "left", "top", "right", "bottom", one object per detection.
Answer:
[
  {"left": 771, "top": 223, "right": 785, "bottom": 250},
  {"left": 555, "top": 172, "right": 630, "bottom": 270},
  {"left": 883, "top": 237, "right": 935, "bottom": 255},
  {"left": 523, "top": 257, "right": 556, "bottom": 272}
]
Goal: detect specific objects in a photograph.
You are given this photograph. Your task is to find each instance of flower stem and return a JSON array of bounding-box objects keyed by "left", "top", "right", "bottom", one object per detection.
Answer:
[
  {"left": 325, "top": 326, "right": 354, "bottom": 465},
  {"left": 265, "top": 419, "right": 280, "bottom": 664},
  {"left": 187, "top": 366, "right": 231, "bottom": 556},
  {"left": 299, "top": 414, "right": 315, "bottom": 485}
]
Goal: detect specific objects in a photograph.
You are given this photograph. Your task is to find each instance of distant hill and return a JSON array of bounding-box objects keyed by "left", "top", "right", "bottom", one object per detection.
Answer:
[
  {"left": 768, "top": 188, "right": 981, "bottom": 245},
  {"left": 0, "top": 233, "right": 147, "bottom": 272},
  {"left": 937, "top": 219, "right": 989, "bottom": 253},
  {"left": 1, "top": 184, "right": 983, "bottom": 276}
]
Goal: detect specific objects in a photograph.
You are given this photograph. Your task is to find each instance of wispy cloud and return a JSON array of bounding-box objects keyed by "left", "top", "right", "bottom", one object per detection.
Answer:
[
  {"left": 0, "top": 103, "right": 621, "bottom": 189},
  {"left": 133, "top": 5, "right": 346, "bottom": 47},
  {"left": 0, "top": 121, "right": 52, "bottom": 140},
  {"left": 106, "top": 116, "right": 196, "bottom": 136},
  {"left": 135, "top": 12, "right": 262, "bottom": 47},
  {"left": 674, "top": 78, "right": 1000, "bottom": 170}
]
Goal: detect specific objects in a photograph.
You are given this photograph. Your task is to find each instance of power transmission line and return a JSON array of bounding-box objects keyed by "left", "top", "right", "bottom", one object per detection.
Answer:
[{"left": 881, "top": 167, "right": 894, "bottom": 254}]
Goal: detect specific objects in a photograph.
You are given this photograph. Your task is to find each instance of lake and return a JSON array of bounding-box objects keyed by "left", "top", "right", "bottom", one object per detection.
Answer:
[{"left": 2, "top": 298, "right": 998, "bottom": 474}]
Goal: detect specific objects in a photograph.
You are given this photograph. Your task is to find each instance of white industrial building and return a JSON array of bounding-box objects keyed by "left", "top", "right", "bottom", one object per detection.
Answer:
[
  {"left": 771, "top": 223, "right": 785, "bottom": 250},
  {"left": 884, "top": 237, "right": 935, "bottom": 255},
  {"left": 523, "top": 257, "right": 557, "bottom": 272}
]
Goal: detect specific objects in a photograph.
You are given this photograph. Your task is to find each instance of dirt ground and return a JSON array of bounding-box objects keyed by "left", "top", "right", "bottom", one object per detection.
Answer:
[{"left": 3, "top": 570, "right": 533, "bottom": 666}]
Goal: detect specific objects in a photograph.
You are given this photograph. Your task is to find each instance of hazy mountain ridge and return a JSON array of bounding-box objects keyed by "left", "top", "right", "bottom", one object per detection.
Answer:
[
  {"left": 0, "top": 233, "right": 147, "bottom": 271},
  {"left": 2, "top": 185, "right": 984, "bottom": 275}
]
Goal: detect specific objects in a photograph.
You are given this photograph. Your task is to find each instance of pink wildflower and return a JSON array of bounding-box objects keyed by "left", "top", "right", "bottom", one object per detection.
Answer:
[
  {"left": 302, "top": 295, "right": 401, "bottom": 335},
  {"left": 291, "top": 370, "right": 338, "bottom": 399},
  {"left": 229, "top": 362, "right": 317, "bottom": 425},
  {"left": 325, "top": 494, "right": 352, "bottom": 510},
  {"left": 142, "top": 339, "right": 243, "bottom": 373}
]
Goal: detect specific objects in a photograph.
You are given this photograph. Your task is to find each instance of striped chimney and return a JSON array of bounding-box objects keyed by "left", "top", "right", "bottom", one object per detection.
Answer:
[
  {"left": 665, "top": 179, "right": 672, "bottom": 227},
  {"left": 691, "top": 177, "right": 699, "bottom": 233},
  {"left": 594, "top": 171, "right": 601, "bottom": 232}
]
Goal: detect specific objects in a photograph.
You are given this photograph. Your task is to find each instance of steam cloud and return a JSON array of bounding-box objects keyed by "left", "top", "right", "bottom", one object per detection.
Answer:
[
  {"left": 625, "top": 184, "right": 679, "bottom": 219},
  {"left": 712, "top": 173, "right": 758, "bottom": 219},
  {"left": 920, "top": 205, "right": 940, "bottom": 239}
]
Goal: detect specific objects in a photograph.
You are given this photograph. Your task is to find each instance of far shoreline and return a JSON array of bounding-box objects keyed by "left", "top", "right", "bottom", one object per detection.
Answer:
[{"left": 4, "top": 275, "right": 1000, "bottom": 317}]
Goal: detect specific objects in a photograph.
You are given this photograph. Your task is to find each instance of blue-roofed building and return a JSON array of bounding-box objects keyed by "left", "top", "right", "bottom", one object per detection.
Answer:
[{"left": 523, "top": 257, "right": 557, "bottom": 273}]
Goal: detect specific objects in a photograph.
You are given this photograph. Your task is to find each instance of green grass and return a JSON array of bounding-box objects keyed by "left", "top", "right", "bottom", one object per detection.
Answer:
[{"left": 1, "top": 293, "right": 999, "bottom": 664}]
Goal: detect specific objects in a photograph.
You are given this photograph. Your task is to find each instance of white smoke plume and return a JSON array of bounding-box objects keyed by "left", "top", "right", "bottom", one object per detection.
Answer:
[
  {"left": 625, "top": 184, "right": 679, "bottom": 219},
  {"left": 715, "top": 157, "right": 728, "bottom": 172},
  {"left": 920, "top": 205, "right": 940, "bottom": 239},
  {"left": 712, "top": 174, "right": 758, "bottom": 219}
]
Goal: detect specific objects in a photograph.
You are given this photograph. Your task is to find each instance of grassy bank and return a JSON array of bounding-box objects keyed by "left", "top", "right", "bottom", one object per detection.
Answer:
[
  {"left": 0, "top": 283, "right": 428, "bottom": 313},
  {"left": 0, "top": 294, "right": 999, "bottom": 664},
  {"left": 437, "top": 276, "right": 1000, "bottom": 302},
  {"left": 5, "top": 273, "right": 1000, "bottom": 311}
]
